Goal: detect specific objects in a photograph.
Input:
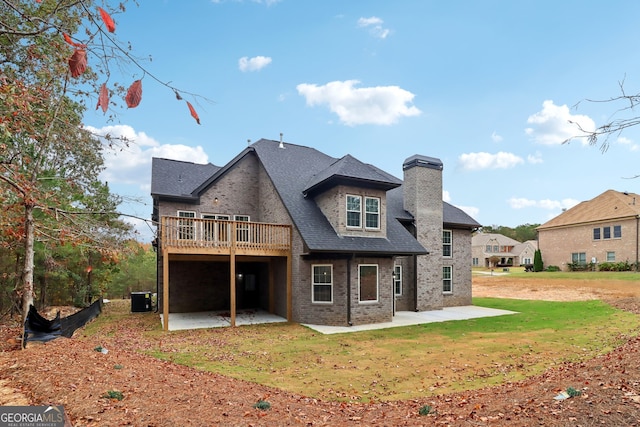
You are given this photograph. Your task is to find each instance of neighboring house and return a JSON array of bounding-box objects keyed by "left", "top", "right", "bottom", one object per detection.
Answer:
[
  {"left": 151, "top": 138, "right": 480, "bottom": 330},
  {"left": 537, "top": 189, "right": 640, "bottom": 271},
  {"left": 471, "top": 232, "right": 537, "bottom": 268}
]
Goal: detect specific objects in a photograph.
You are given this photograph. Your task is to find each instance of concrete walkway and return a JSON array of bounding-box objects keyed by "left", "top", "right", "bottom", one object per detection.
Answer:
[
  {"left": 161, "top": 305, "right": 516, "bottom": 333},
  {"left": 303, "top": 305, "right": 516, "bottom": 335}
]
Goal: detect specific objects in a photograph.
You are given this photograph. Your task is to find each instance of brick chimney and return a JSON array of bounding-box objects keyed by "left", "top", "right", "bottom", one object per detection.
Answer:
[{"left": 403, "top": 155, "right": 443, "bottom": 311}]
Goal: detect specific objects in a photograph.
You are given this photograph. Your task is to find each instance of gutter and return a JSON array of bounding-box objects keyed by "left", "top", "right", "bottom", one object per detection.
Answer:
[{"left": 347, "top": 254, "right": 353, "bottom": 326}]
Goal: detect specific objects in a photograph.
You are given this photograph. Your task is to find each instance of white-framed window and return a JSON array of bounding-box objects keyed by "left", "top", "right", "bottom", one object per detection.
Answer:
[
  {"left": 177, "top": 210, "right": 196, "bottom": 240},
  {"left": 358, "top": 264, "right": 378, "bottom": 302},
  {"left": 312, "top": 264, "right": 333, "bottom": 303},
  {"left": 614, "top": 225, "right": 622, "bottom": 238},
  {"left": 572, "top": 252, "right": 587, "bottom": 264},
  {"left": 394, "top": 265, "right": 402, "bottom": 296},
  {"left": 234, "top": 215, "right": 250, "bottom": 242},
  {"left": 364, "top": 197, "right": 380, "bottom": 229},
  {"left": 202, "top": 214, "right": 230, "bottom": 242},
  {"left": 472, "top": 257, "right": 479, "bottom": 266},
  {"left": 443, "top": 230, "right": 452, "bottom": 257},
  {"left": 522, "top": 257, "right": 532, "bottom": 265},
  {"left": 493, "top": 245, "right": 499, "bottom": 253},
  {"left": 346, "top": 195, "right": 361, "bottom": 228},
  {"left": 603, "top": 226, "right": 611, "bottom": 239},
  {"left": 607, "top": 251, "right": 616, "bottom": 262},
  {"left": 593, "top": 228, "right": 601, "bottom": 240},
  {"left": 443, "top": 266, "right": 452, "bottom": 293},
  {"left": 485, "top": 245, "right": 492, "bottom": 253}
]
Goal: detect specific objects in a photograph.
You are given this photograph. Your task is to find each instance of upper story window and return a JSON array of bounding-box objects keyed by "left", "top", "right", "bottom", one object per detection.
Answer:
[
  {"left": 346, "top": 195, "right": 361, "bottom": 228},
  {"left": 614, "top": 225, "right": 622, "bottom": 238},
  {"left": 603, "top": 226, "right": 611, "bottom": 239},
  {"left": 493, "top": 245, "right": 499, "bottom": 253},
  {"left": 443, "top": 230, "right": 452, "bottom": 257},
  {"left": 177, "top": 211, "right": 196, "bottom": 240},
  {"left": 365, "top": 197, "right": 380, "bottom": 229},
  {"left": 485, "top": 245, "right": 492, "bottom": 253},
  {"left": 593, "top": 228, "right": 601, "bottom": 240}
]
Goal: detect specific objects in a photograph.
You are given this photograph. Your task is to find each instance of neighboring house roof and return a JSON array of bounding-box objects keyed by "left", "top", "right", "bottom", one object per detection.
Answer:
[
  {"left": 151, "top": 138, "right": 480, "bottom": 255},
  {"left": 537, "top": 189, "right": 640, "bottom": 230},
  {"left": 472, "top": 232, "right": 521, "bottom": 248},
  {"left": 513, "top": 240, "right": 538, "bottom": 254},
  {"left": 151, "top": 158, "right": 220, "bottom": 201}
]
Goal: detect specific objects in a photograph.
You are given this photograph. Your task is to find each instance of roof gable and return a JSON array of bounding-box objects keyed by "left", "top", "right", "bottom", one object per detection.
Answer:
[
  {"left": 303, "top": 154, "right": 402, "bottom": 196},
  {"left": 538, "top": 190, "right": 640, "bottom": 229}
]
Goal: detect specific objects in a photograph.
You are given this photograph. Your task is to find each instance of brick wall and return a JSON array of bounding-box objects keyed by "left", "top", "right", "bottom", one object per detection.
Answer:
[{"left": 538, "top": 218, "right": 640, "bottom": 270}]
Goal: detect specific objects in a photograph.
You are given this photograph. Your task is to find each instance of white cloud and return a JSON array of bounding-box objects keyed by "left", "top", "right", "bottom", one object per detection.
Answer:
[
  {"left": 457, "top": 205, "right": 480, "bottom": 219},
  {"left": 525, "top": 100, "right": 596, "bottom": 145},
  {"left": 357, "top": 16, "right": 391, "bottom": 39},
  {"left": 238, "top": 55, "right": 272, "bottom": 72},
  {"left": 527, "top": 151, "right": 543, "bottom": 164},
  {"left": 296, "top": 80, "right": 421, "bottom": 126},
  {"left": 491, "top": 131, "right": 503, "bottom": 143},
  {"left": 617, "top": 136, "right": 640, "bottom": 151},
  {"left": 508, "top": 197, "right": 579, "bottom": 210},
  {"left": 457, "top": 151, "right": 524, "bottom": 171},
  {"left": 86, "top": 125, "right": 208, "bottom": 190},
  {"left": 443, "top": 190, "right": 451, "bottom": 202}
]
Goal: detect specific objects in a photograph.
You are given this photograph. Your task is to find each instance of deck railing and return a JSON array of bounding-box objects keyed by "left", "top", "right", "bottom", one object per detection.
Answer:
[{"left": 160, "top": 216, "right": 291, "bottom": 253}]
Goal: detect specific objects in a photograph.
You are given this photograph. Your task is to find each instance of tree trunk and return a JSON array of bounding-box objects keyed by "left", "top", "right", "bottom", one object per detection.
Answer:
[{"left": 21, "top": 204, "right": 35, "bottom": 326}]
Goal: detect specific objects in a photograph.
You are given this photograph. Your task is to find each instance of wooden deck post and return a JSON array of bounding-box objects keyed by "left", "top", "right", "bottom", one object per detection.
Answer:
[
  {"left": 268, "top": 258, "right": 275, "bottom": 314},
  {"left": 286, "top": 227, "right": 292, "bottom": 322},
  {"left": 230, "top": 222, "right": 236, "bottom": 327},
  {"left": 162, "top": 247, "right": 169, "bottom": 331}
]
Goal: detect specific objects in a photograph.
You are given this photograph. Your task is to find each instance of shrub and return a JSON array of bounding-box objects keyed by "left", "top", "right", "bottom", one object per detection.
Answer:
[
  {"left": 566, "top": 387, "right": 582, "bottom": 397},
  {"left": 418, "top": 404, "right": 432, "bottom": 416},
  {"left": 253, "top": 399, "right": 271, "bottom": 411},
  {"left": 103, "top": 390, "right": 124, "bottom": 401},
  {"left": 533, "top": 250, "right": 543, "bottom": 272},
  {"left": 546, "top": 265, "right": 560, "bottom": 272}
]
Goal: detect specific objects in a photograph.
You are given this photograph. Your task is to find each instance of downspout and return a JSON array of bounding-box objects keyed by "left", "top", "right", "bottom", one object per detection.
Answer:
[
  {"left": 413, "top": 254, "right": 418, "bottom": 312},
  {"left": 347, "top": 254, "right": 354, "bottom": 326}
]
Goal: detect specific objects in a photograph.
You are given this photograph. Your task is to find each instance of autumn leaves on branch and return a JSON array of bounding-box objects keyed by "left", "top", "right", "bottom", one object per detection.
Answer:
[{"left": 60, "top": 4, "right": 200, "bottom": 125}]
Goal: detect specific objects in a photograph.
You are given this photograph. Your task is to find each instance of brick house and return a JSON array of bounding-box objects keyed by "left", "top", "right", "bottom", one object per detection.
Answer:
[
  {"left": 471, "top": 232, "right": 537, "bottom": 268},
  {"left": 537, "top": 190, "right": 640, "bottom": 271},
  {"left": 151, "top": 138, "right": 480, "bottom": 330}
]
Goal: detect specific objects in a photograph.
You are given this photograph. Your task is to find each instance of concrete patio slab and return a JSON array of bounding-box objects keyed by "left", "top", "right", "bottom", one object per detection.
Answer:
[
  {"left": 160, "top": 310, "right": 287, "bottom": 331},
  {"left": 303, "top": 305, "right": 516, "bottom": 335}
]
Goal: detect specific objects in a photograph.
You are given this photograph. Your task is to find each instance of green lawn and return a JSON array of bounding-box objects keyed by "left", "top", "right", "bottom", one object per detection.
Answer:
[{"left": 97, "top": 297, "right": 640, "bottom": 402}]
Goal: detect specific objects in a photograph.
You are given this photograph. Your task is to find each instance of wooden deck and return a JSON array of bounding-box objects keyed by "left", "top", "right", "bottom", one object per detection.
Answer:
[
  {"left": 159, "top": 216, "right": 292, "bottom": 330},
  {"left": 160, "top": 216, "right": 291, "bottom": 255}
]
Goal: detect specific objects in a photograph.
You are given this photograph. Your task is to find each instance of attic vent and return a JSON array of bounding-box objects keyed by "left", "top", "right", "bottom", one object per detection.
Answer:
[{"left": 279, "top": 132, "right": 285, "bottom": 149}]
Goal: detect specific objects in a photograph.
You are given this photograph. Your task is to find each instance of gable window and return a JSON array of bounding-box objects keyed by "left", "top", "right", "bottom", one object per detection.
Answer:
[
  {"left": 593, "top": 228, "right": 601, "bottom": 240},
  {"left": 485, "top": 245, "right": 492, "bottom": 253},
  {"left": 346, "top": 195, "right": 361, "bottom": 228},
  {"left": 394, "top": 265, "right": 402, "bottom": 296},
  {"left": 359, "top": 265, "right": 378, "bottom": 302},
  {"left": 312, "top": 265, "right": 333, "bottom": 303},
  {"left": 364, "top": 197, "right": 380, "bottom": 229},
  {"left": 571, "top": 252, "right": 586, "bottom": 265},
  {"left": 443, "top": 266, "right": 452, "bottom": 293},
  {"left": 177, "top": 211, "right": 196, "bottom": 240},
  {"left": 443, "top": 230, "right": 452, "bottom": 257},
  {"left": 493, "top": 245, "right": 499, "bottom": 253},
  {"left": 614, "top": 225, "right": 622, "bottom": 238},
  {"left": 607, "top": 251, "right": 616, "bottom": 262},
  {"left": 603, "top": 226, "right": 611, "bottom": 239},
  {"left": 234, "top": 215, "right": 250, "bottom": 242}
]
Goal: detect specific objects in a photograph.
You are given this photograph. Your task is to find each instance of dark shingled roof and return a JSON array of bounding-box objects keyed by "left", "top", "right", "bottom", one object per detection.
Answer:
[
  {"left": 151, "top": 158, "right": 220, "bottom": 201},
  {"left": 151, "top": 138, "right": 480, "bottom": 255}
]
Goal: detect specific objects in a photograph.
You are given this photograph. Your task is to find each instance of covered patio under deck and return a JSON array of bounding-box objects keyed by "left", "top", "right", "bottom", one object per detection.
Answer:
[{"left": 159, "top": 216, "right": 292, "bottom": 331}]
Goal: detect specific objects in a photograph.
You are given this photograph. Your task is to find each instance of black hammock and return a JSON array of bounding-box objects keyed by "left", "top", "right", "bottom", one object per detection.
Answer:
[{"left": 23, "top": 299, "right": 103, "bottom": 347}]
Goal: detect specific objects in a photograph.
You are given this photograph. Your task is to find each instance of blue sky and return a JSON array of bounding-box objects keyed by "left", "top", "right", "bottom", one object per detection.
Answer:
[{"left": 83, "top": 0, "right": 640, "bottom": 242}]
